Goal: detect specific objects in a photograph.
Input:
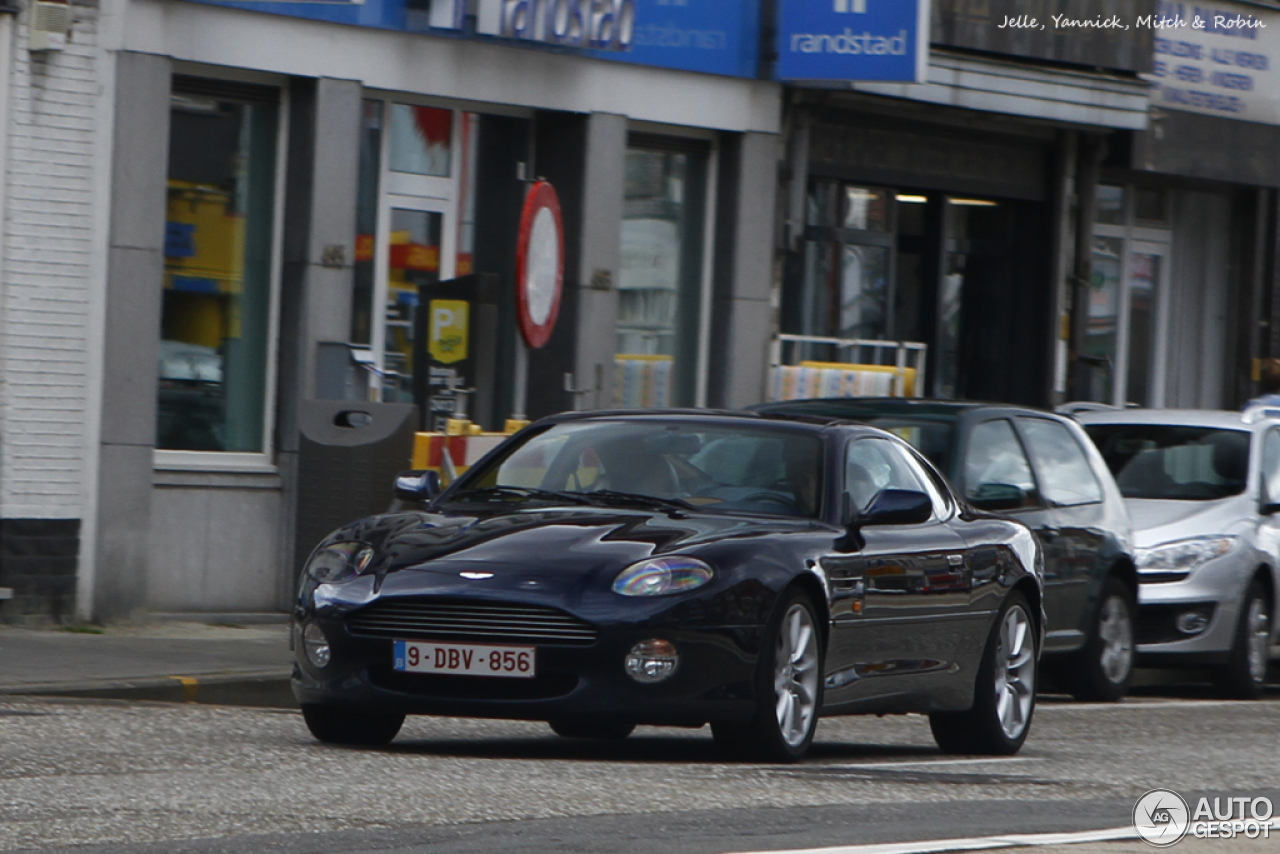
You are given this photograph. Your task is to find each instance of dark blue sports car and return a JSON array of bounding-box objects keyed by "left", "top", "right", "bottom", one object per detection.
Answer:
[{"left": 293, "top": 410, "right": 1043, "bottom": 761}]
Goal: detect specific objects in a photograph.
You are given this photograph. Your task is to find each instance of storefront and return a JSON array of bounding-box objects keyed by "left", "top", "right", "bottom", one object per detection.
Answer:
[
  {"left": 1079, "top": 0, "right": 1280, "bottom": 410},
  {"left": 774, "top": 0, "right": 1153, "bottom": 407},
  {"left": 0, "top": 0, "right": 782, "bottom": 621}
]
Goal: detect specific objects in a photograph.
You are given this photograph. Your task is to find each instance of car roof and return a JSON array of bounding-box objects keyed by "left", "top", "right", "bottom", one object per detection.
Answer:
[
  {"left": 542, "top": 408, "right": 848, "bottom": 431},
  {"left": 752, "top": 398, "right": 1056, "bottom": 422},
  {"left": 1074, "top": 408, "right": 1259, "bottom": 430}
]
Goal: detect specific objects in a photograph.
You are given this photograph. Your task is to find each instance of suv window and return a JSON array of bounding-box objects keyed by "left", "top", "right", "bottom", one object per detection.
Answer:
[
  {"left": 1018, "top": 418, "right": 1104, "bottom": 506},
  {"left": 964, "top": 419, "right": 1040, "bottom": 509}
]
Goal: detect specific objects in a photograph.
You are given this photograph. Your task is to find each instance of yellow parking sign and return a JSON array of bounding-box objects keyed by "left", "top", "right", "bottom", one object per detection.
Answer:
[{"left": 428, "top": 299, "right": 468, "bottom": 364}]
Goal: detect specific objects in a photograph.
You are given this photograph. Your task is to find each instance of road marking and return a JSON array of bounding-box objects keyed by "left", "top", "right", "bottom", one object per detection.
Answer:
[
  {"left": 1040, "top": 698, "right": 1280, "bottom": 711},
  {"left": 723, "top": 825, "right": 1137, "bottom": 854},
  {"left": 169, "top": 676, "right": 199, "bottom": 703},
  {"left": 723, "top": 818, "right": 1280, "bottom": 854},
  {"left": 811, "top": 757, "right": 1032, "bottom": 772}
]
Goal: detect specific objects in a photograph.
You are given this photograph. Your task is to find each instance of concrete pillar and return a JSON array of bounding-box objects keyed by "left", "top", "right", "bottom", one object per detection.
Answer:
[
  {"left": 92, "top": 52, "right": 173, "bottom": 621},
  {"left": 573, "top": 113, "right": 626, "bottom": 411},
  {"left": 275, "top": 77, "right": 363, "bottom": 607},
  {"left": 709, "top": 131, "right": 780, "bottom": 409}
]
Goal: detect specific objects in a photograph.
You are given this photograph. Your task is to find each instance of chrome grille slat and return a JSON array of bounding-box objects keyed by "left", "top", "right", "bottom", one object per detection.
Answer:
[{"left": 346, "top": 599, "right": 597, "bottom": 646}]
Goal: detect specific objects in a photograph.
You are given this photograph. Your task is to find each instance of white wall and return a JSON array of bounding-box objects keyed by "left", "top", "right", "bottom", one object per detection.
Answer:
[{"left": 0, "top": 1, "right": 102, "bottom": 521}]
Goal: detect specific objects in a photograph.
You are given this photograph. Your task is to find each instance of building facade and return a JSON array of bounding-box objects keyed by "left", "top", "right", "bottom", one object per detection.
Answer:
[
  {"left": 4, "top": 0, "right": 1280, "bottom": 623},
  {"left": 0, "top": 0, "right": 781, "bottom": 622}
]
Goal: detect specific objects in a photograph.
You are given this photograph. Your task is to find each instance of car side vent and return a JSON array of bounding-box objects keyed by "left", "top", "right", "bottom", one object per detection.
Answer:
[{"left": 347, "top": 599, "right": 598, "bottom": 646}]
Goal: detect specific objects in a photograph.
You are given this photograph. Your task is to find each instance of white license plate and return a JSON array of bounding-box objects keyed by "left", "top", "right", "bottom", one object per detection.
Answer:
[{"left": 393, "top": 640, "right": 536, "bottom": 678}]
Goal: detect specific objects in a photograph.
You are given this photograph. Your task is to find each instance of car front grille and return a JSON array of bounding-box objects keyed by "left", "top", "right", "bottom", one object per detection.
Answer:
[{"left": 346, "top": 598, "right": 598, "bottom": 647}]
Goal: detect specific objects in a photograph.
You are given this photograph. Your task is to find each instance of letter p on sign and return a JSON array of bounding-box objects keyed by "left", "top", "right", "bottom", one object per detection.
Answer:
[{"left": 428, "top": 299, "right": 469, "bottom": 364}]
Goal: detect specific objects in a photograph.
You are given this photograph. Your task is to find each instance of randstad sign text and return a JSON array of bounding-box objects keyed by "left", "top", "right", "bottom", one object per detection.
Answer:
[{"left": 777, "top": 0, "right": 931, "bottom": 83}]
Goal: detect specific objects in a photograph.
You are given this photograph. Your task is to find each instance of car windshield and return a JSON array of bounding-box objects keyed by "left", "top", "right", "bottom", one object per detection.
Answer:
[
  {"left": 1085, "top": 424, "right": 1250, "bottom": 501},
  {"left": 449, "top": 420, "right": 825, "bottom": 518}
]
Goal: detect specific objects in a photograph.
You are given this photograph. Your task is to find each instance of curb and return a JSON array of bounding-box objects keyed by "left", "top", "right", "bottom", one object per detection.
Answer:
[{"left": 0, "top": 671, "right": 298, "bottom": 708}]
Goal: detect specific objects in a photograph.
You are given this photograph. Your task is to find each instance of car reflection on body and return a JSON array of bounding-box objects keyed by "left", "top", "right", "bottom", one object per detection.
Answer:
[
  {"left": 1077, "top": 408, "right": 1280, "bottom": 698},
  {"left": 753, "top": 399, "right": 1137, "bottom": 701},
  {"left": 293, "top": 410, "right": 1043, "bottom": 761}
]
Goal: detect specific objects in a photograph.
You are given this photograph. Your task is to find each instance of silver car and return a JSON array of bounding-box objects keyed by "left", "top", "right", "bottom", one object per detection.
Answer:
[{"left": 1076, "top": 409, "right": 1279, "bottom": 698}]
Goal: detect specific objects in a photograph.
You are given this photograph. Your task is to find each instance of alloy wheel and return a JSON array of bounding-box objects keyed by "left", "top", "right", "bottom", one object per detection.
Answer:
[
  {"left": 773, "top": 603, "right": 820, "bottom": 748},
  {"left": 1245, "top": 596, "right": 1271, "bottom": 685},
  {"left": 1098, "top": 594, "right": 1135, "bottom": 685},
  {"left": 994, "top": 605, "right": 1035, "bottom": 739}
]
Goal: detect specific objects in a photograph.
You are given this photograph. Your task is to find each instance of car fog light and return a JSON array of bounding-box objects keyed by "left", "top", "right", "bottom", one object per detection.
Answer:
[
  {"left": 1175, "top": 610, "right": 1210, "bottom": 635},
  {"left": 625, "top": 639, "right": 678, "bottom": 683},
  {"left": 303, "top": 623, "right": 332, "bottom": 668}
]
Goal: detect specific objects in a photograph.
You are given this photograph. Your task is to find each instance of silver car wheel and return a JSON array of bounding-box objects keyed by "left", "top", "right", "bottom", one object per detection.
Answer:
[
  {"left": 1245, "top": 595, "right": 1270, "bottom": 685},
  {"left": 994, "top": 604, "right": 1036, "bottom": 740},
  {"left": 773, "top": 603, "right": 820, "bottom": 749},
  {"left": 1098, "top": 594, "right": 1135, "bottom": 685}
]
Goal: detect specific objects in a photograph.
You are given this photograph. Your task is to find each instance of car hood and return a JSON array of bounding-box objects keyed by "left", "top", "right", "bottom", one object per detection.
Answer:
[
  {"left": 323, "top": 505, "right": 820, "bottom": 599},
  {"left": 1124, "top": 497, "right": 1253, "bottom": 548}
]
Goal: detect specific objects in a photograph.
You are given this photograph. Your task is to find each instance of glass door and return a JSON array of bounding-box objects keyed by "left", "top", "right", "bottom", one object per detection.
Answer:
[
  {"left": 1090, "top": 184, "right": 1171, "bottom": 408},
  {"left": 1121, "top": 242, "right": 1169, "bottom": 407},
  {"left": 372, "top": 195, "right": 454, "bottom": 404}
]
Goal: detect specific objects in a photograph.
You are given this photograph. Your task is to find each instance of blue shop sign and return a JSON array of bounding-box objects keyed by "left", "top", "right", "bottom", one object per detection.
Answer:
[
  {"left": 776, "top": 0, "right": 930, "bottom": 83},
  {"left": 595, "top": 0, "right": 761, "bottom": 79},
  {"left": 181, "top": 0, "right": 759, "bottom": 78}
]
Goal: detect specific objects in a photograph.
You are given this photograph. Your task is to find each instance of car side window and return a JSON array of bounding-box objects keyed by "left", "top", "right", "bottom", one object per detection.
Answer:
[
  {"left": 846, "top": 438, "right": 933, "bottom": 518},
  {"left": 1261, "top": 429, "right": 1280, "bottom": 506},
  {"left": 1018, "top": 418, "right": 1104, "bottom": 506},
  {"left": 963, "top": 419, "right": 1040, "bottom": 509}
]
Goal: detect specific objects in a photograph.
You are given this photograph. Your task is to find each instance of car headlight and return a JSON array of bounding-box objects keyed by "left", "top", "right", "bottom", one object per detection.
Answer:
[
  {"left": 305, "top": 541, "right": 375, "bottom": 584},
  {"left": 612, "top": 557, "right": 713, "bottom": 597},
  {"left": 1135, "top": 536, "right": 1239, "bottom": 574}
]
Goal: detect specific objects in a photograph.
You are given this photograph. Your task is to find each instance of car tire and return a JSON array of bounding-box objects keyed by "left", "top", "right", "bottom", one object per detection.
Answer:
[
  {"left": 713, "top": 588, "right": 823, "bottom": 763},
  {"left": 301, "top": 703, "right": 405, "bottom": 746},
  {"left": 548, "top": 718, "right": 636, "bottom": 740},
  {"left": 1213, "top": 579, "right": 1272, "bottom": 700},
  {"left": 930, "top": 591, "right": 1037, "bottom": 755},
  {"left": 1067, "top": 576, "right": 1136, "bottom": 702}
]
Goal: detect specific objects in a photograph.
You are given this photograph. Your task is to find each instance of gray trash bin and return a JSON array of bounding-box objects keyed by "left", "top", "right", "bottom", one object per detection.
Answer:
[{"left": 294, "top": 400, "right": 418, "bottom": 577}]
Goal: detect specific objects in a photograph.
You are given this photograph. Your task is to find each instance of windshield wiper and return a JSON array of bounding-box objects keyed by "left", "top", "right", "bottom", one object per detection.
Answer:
[
  {"left": 572, "top": 489, "right": 692, "bottom": 512},
  {"left": 449, "top": 486, "right": 592, "bottom": 505}
]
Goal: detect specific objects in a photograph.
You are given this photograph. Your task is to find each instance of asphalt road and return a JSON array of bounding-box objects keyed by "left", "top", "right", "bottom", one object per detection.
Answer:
[{"left": 2, "top": 689, "right": 1278, "bottom": 854}]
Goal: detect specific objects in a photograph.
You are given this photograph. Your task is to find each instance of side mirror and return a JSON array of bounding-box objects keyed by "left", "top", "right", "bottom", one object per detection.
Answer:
[
  {"left": 857, "top": 489, "right": 933, "bottom": 527},
  {"left": 969, "top": 482, "right": 1025, "bottom": 512},
  {"left": 394, "top": 469, "right": 442, "bottom": 502}
]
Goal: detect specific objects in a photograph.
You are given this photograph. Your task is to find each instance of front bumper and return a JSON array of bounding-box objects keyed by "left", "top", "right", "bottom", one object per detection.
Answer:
[
  {"left": 1134, "top": 556, "right": 1251, "bottom": 663},
  {"left": 292, "top": 617, "right": 763, "bottom": 726}
]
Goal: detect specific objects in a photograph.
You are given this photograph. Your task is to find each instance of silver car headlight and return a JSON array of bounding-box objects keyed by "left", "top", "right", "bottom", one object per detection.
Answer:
[
  {"left": 612, "top": 557, "right": 713, "bottom": 597},
  {"left": 305, "top": 541, "right": 375, "bottom": 584},
  {"left": 1135, "top": 536, "right": 1239, "bottom": 576}
]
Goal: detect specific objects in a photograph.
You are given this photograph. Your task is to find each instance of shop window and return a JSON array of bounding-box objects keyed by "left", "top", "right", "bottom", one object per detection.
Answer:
[
  {"left": 382, "top": 208, "right": 443, "bottom": 404},
  {"left": 615, "top": 142, "right": 708, "bottom": 408},
  {"left": 795, "top": 181, "right": 895, "bottom": 356},
  {"left": 1089, "top": 184, "right": 1171, "bottom": 407},
  {"left": 159, "top": 85, "right": 278, "bottom": 453},
  {"left": 1134, "top": 188, "right": 1169, "bottom": 224},
  {"left": 1095, "top": 185, "right": 1125, "bottom": 226},
  {"left": 389, "top": 103, "right": 452, "bottom": 177},
  {"left": 843, "top": 187, "right": 889, "bottom": 232}
]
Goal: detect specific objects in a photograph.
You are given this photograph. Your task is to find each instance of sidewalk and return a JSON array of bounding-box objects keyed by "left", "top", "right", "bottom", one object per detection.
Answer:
[{"left": 0, "top": 618, "right": 297, "bottom": 707}]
